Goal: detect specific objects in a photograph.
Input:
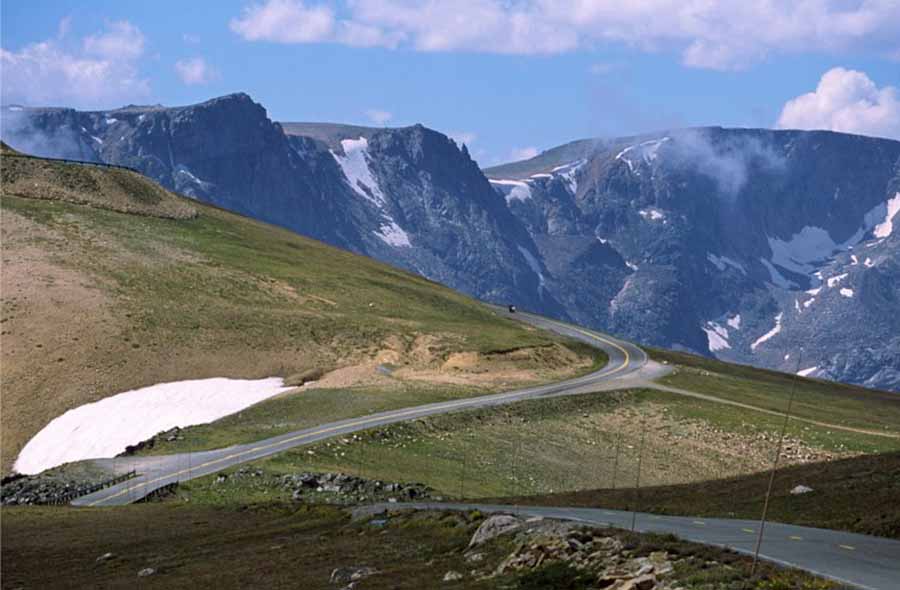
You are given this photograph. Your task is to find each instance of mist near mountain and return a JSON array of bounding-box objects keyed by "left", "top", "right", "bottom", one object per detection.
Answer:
[{"left": 3, "top": 95, "right": 898, "bottom": 391}]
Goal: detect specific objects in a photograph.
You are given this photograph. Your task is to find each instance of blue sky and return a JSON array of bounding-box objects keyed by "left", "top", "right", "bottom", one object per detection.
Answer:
[{"left": 3, "top": 0, "right": 899, "bottom": 165}]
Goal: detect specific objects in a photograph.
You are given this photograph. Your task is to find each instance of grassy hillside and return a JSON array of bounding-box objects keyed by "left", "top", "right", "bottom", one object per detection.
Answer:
[
  {"left": 0, "top": 155, "right": 594, "bottom": 473},
  {"left": 505, "top": 451, "right": 900, "bottom": 539},
  {"left": 2, "top": 504, "right": 833, "bottom": 589},
  {"left": 177, "top": 383, "right": 899, "bottom": 517},
  {"left": 652, "top": 348, "right": 900, "bottom": 436}
]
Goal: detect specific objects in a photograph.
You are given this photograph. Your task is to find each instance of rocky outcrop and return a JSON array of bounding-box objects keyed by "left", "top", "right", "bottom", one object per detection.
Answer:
[
  {"left": 6, "top": 97, "right": 899, "bottom": 390},
  {"left": 488, "top": 128, "right": 900, "bottom": 391}
]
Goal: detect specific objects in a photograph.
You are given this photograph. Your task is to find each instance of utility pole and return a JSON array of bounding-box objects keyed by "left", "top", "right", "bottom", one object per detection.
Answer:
[
  {"left": 611, "top": 432, "right": 621, "bottom": 490},
  {"left": 458, "top": 444, "right": 467, "bottom": 500},
  {"left": 752, "top": 350, "right": 802, "bottom": 576},
  {"left": 630, "top": 427, "right": 646, "bottom": 532}
]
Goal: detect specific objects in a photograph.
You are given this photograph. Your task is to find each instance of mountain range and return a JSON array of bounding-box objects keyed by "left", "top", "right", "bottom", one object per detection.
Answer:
[{"left": 3, "top": 93, "right": 898, "bottom": 391}]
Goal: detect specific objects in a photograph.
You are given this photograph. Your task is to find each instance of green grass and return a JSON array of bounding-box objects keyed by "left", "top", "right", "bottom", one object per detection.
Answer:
[
  {"left": 142, "top": 347, "right": 606, "bottom": 456},
  {"left": 3, "top": 185, "right": 592, "bottom": 470},
  {"left": 504, "top": 451, "right": 900, "bottom": 540},
  {"left": 178, "top": 387, "right": 900, "bottom": 509},
  {"left": 652, "top": 348, "right": 900, "bottom": 435},
  {"left": 0, "top": 503, "right": 838, "bottom": 589}
]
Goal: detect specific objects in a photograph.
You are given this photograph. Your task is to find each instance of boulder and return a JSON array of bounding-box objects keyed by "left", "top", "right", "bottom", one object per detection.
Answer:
[
  {"left": 468, "top": 514, "right": 522, "bottom": 548},
  {"left": 790, "top": 484, "right": 814, "bottom": 495}
]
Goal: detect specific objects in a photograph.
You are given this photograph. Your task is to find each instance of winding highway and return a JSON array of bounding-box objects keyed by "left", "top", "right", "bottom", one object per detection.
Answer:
[
  {"left": 370, "top": 502, "right": 900, "bottom": 590},
  {"left": 69, "top": 308, "right": 900, "bottom": 588},
  {"left": 73, "top": 309, "right": 648, "bottom": 507}
]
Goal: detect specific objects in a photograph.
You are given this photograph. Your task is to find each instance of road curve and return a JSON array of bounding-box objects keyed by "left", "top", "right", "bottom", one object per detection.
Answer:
[
  {"left": 74, "top": 309, "right": 647, "bottom": 507},
  {"left": 371, "top": 503, "right": 900, "bottom": 590}
]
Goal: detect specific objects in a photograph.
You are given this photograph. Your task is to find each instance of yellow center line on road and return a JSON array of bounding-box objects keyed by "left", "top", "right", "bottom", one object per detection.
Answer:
[
  {"left": 693, "top": 521, "right": 706, "bottom": 526},
  {"left": 86, "top": 321, "right": 636, "bottom": 506},
  {"left": 839, "top": 544, "right": 855, "bottom": 551},
  {"left": 742, "top": 528, "right": 755, "bottom": 534},
  {"left": 789, "top": 536, "right": 803, "bottom": 541}
]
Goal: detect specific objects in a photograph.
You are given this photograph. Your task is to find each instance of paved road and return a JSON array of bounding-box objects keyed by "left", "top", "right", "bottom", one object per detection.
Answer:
[
  {"left": 370, "top": 502, "right": 900, "bottom": 590},
  {"left": 74, "top": 310, "right": 648, "bottom": 507}
]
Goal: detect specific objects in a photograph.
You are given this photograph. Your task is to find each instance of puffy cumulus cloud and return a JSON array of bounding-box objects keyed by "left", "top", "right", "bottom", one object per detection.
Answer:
[
  {"left": 174, "top": 57, "right": 218, "bottom": 85},
  {"left": 1, "top": 19, "right": 149, "bottom": 108},
  {"left": 365, "top": 108, "right": 393, "bottom": 124},
  {"left": 229, "top": 0, "right": 336, "bottom": 42},
  {"left": 777, "top": 68, "right": 900, "bottom": 140},
  {"left": 228, "top": 0, "right": 900, "bottom": 69},
  {"left": 83, "top": 20, "right": 145, "bottom": 60}
]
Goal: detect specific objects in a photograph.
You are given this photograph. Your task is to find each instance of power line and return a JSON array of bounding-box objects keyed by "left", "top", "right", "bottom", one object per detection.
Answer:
[{"left": 752, "top": 349, "right": 802, "bottom": 576}]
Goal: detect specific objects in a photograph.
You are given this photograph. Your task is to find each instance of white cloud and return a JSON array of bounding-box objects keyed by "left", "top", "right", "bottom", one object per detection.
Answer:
[
  {"left": 777, "top": 68, "right": 900, "bottom": 140},
  {"left": 1, "top": 19, "right": 149, "bottom": 108},
  {"left": 83, "top": 20, "right": 145, "bottom": 61},
  {"left": 230, "top": 0, "right": 336, "bottom": 42},
  {"left": 229, "top": 0, "right": 900, "bottom": 69},
  {"left": 175, "top": 57, "right": 217, "bottom": 85},
  {"left": 365, "top": 108, "right": 393, "bottom": 125},
  {"left": 510, "top": 146, "right": 540, "bottom": 161}
]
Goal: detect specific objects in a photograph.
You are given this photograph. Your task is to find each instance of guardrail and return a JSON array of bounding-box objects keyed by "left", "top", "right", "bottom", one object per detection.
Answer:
[
  {"left": 136, "top": 481, "right": 179, "bottom": 503},
  {"left": 44, "top": 470, "right": 138, "bottom": 506},
  {"left": 2, "top": 152, "right": 141, "bottom": 174}
]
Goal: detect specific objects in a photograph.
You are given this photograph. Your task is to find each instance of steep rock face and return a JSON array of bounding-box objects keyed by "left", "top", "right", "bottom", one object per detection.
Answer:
[
  {"left": 1, "top": 97, "right": 553, "bottom": 313},
  {"left": 486, "top": 128, "right": 900, "bottom": 390},
  {"left": 5, "top": 95, "right": 899, "bottom": 390}
]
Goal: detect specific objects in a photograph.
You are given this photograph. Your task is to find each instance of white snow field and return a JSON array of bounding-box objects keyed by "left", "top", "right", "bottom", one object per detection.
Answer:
[{"left": 14, "top": 377, "right": 292, "bottom": 475}]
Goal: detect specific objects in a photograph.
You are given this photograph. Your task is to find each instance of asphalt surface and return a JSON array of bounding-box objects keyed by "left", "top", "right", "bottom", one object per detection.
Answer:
[
  {"left": 73, "top": 309, "right": 647, "bottom": 507},
  {"left": 70, "top": 309, "right": 900, "bottom": 588},
  {"left": 369, "top": 502, "right": 900, "bottom": 590}
]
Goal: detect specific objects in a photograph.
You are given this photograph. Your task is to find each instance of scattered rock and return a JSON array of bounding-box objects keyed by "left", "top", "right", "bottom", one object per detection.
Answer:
[
  {"left": 442, "top": 570, "right": 463, "bottom": 582},
  {"left": 468, "top": 514, "right": 522, "bottom": 547},
  {"left": 137, "top": 568, "right": 156, "bottom": 577},
  {"left": 330, "top": 566, "right": 378, "bottom": 586},
  {"left": 791, "top": 484, "right": 814, "bottom": 495},
  {"left": 465, "top": 552, "right": 484, "bottom": 563},
  {"left": 95, "top": 552, "right": 115, "bottom": 563}
]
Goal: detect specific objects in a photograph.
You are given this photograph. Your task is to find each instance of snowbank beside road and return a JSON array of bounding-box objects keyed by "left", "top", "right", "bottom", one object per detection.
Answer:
[{"left": 14, "top": 377, "right": 292, "bottom": 475}]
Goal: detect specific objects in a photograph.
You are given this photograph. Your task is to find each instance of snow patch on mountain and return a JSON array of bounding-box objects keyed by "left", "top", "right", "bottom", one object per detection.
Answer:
[
  {"left": 490, "top": 179, "right": 533, "bottom": 203},
  {"left": 767, "top": 226, "right": 844, "bottom": 275},
  {"left": 797, "top": 366, "right": 819, "bottom": 377},
  {"left": 639, "top": 208, "right": 665, "bottom": 222},
  {"left": 827, "top": 273, "right": 848, "bottom": 287},
  {"left": 14, "top": 377, "right": 292, "bottom": 474},
  {"left": 331, "top": 137, "right": 386, "bottom": 206},
  {"left": 175, "top": 165, "right": 214, "bottom": 191},
  {"left": 873, "top": 192, "right": 900, "bottom": 238},
  {"left": 840, "top": 288, "right": 854, "bottom": 298},
  {"left": 727, "top": 314, "right": 741, "bottom": 330},
  {"left": 551, "top": 159, "right": 586, "bottom": 194},
  {"left": 702, "top": 321, "right": 731, "bottom": 351},
  {"left": 751, "top": 312, "right": 783, "bottom": 351},
  {"left": 615, "top": 137, "right": 670, "bottom": 174},
  {"left": 375, "top": 220, "right": 411, "bottom": 247}
]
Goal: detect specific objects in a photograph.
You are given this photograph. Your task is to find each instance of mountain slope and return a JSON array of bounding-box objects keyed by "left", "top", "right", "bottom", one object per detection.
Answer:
[
  {"left": 486, "top": 127, "right": 900, "bottom": 391},
  {"left": 1, "top": 97, "right": 555, "bottom": 314},
  {"left": 0, "top": 153, "right": 591, "bottom": 474},
  {"left": 5, "top": 98, "right": 899, "bottom": 391}
]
